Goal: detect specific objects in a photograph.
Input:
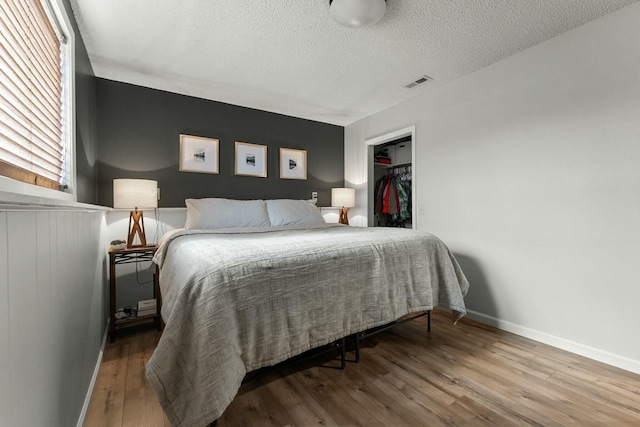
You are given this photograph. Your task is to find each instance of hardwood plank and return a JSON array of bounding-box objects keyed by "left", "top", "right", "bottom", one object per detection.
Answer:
[
  {"left": 334, "top": 351, "right": 446, "bottom": 426},
  {"left": 122, "top": 331, "right": 169, "bottom": 427},
  {"left": 263, "top": 373, "right": 339, "bottom": 426},
  {"left": 423, "top": 317, "right": 640, "bottom": 423},
  {"left": 430, "top": 322, "right": 620, "bottom": 425},
  {"left": 84, "top": 342, "right": 131, "bottom": 427},
  {"left": 372, "top": 348, "right": 466, "bottom": 422},
  {"left": 446, "top": 395, "right": 516, "bottom": 426},
  {"left": 224, "top": 373, "right": 299, "bottom": 427},
  {"left": 84, "top": 310, "right": 640, "bottom": 427},
  {"left": 379, "top": 316, "right": 618, "bottom": 426},
  {"left": 375, "top": 329, "right": 557, "bottom": 426},
  {"left": 548, "top": 368, "right": 640, "bottom": 421},
  {"left": 284, "top": 362, "right": 384, "bottom": 426}
]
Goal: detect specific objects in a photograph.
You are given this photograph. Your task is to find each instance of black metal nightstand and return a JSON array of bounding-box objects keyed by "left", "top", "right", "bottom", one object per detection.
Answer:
[{"left": 108, "top": 245, "right": 162, "bottom": 342}]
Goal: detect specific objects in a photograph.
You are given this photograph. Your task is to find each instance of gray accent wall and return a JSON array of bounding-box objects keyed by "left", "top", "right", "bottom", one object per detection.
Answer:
[
  {"left": 68, "top": 0, "right": 98, "bottom": 205},
  {"left": 96, "top": 79, "right": 344, "bottom": 208}
]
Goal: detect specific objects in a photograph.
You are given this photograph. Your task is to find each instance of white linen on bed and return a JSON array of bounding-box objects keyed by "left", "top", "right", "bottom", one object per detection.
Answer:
[
  {"left": 146, "top": 224, "right": 469, "bottom": 427},
  {"left": 184, "top": 197, "right": 271, "bottom": 229},
  {"left": 265, "top": 198, "right": 326, "bottom": 226}
]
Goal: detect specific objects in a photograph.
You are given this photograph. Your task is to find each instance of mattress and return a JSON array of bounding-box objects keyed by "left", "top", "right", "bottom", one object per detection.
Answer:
[{"left": 146, "top": 224, "right": 469, "bottom": 427}]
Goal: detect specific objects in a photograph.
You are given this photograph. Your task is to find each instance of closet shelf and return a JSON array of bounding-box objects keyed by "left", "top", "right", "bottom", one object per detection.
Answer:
[{"left": 374, "top": 162, "right": 411, "bottom": 168}]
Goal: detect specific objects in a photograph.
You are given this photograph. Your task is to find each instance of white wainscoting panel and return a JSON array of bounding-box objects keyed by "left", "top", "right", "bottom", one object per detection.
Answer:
[
  {"left": 0, "top": 209, "right": 107, "bottom": 426},
  {"left": 0, "top": 213, "right": 8, "bottom": 424}
]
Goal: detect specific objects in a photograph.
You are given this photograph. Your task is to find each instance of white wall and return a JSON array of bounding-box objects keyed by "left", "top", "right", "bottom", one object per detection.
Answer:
[
  {"left": 345, "top": 3, "right": 640, "bottom": 373},
  {"left": 0, "top": 208, "right": 107, "bottom": 426}
]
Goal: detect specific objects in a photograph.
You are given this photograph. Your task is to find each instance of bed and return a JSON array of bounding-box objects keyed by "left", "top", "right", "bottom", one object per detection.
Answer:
[{"left": 145, "top": 198, "right": 469, "bottom": 427}]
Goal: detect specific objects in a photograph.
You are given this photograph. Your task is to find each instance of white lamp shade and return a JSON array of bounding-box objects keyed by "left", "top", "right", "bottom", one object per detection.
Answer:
[
  {"left": 113, "top": 179, "right": 158, "bottom": 209},
  {"left": 330, "top": 0, "right": 386, "bottom": 28},
  {"left": 332, "top": 188, "right": 356, "bottom": 208}
]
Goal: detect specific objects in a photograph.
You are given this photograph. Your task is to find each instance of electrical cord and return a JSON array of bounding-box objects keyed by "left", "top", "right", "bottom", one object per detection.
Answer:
[
  {"left": 137, "top": 207, "right": 166, "bottom": 285},
  {"left": 135, "top": 253, "right": 154, "bottom": 285}
]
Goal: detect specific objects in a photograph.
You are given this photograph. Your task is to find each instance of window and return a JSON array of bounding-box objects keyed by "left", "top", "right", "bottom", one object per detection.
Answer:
[{"left": 0, "top": 0, "right": 74, "bottom": 195}]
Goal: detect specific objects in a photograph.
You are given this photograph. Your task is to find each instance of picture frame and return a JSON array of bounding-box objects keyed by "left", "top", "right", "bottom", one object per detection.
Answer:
[
  {"left": 235, "top": 142, "right": 267, "bottom": 177},
  {"left": 280, "top": 148, "right": 307, "bottom": 180},
  {"left": 179, "top": 134, "right": 219, "bottom": 174}
]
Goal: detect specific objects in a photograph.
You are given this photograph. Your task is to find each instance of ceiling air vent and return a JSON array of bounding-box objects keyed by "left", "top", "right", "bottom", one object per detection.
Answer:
[{"left": 405, "top": 75, "right": 433, "bottom": 89}]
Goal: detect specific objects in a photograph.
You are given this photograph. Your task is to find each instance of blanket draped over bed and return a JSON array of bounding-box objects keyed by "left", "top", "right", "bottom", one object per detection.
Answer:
[{"left": 146, "top": 224, "right": 469, "bottom": 427}]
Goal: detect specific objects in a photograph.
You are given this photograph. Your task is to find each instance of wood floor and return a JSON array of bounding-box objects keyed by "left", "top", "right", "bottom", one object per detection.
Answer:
[{"left": 84, "top": 310, "right": 640, "bottom": 426}]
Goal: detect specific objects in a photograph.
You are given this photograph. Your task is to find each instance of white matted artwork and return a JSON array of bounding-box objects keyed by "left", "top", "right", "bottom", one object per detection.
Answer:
[
  {"left": 179, "top": 134, "right": 219, "bottom": 174},
  {"left": 280, "top": 148, "right": 307, "bottom": 180},
  {"left": 235, "top": 141, "right": 267, "bottom": 177}
]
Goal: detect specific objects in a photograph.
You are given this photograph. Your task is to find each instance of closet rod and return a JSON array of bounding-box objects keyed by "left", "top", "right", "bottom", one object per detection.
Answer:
[{"left": 386, "top": 162, "right": 412, "bottom": 168}]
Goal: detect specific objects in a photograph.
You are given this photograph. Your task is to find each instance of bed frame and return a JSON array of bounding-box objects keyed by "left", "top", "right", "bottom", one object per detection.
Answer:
[
  {"left": 149, "top": 216, "right": 468, "bottom": 426},
  {"left": 353, "top": 310, "right": 430, "bottom": 362},
  {"left": 208, "top": 310, "right": 431, "bottom": 426}
]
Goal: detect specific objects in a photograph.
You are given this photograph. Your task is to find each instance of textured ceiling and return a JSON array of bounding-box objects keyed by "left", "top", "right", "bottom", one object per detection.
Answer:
[{"left": 69, "top": 0, "right": 637, "bottom": 126}]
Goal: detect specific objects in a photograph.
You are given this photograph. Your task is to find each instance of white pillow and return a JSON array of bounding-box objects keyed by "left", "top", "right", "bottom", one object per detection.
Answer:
[
  {"left": 266, "top": 199, "right": 326, "bottom": 227},
  {"left": 184, "top": 198, "right": 270, "bottom": 229}
]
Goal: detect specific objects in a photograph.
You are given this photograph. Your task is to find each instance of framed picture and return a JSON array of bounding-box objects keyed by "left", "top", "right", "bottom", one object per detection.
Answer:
[
  {"left": 179, "top": 134, "right": 219, "bottom": 174},
  {"left": 235, "top": 142, "right": 267, "bottom": 177},
  {"left": 280, "top": 148, "right": 307, "bottom": 180}
]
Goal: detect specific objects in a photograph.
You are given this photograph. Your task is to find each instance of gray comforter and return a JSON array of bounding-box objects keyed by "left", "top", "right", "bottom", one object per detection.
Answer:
[{"left": 146, "top": 224, "right": 469, "bottom": 427}]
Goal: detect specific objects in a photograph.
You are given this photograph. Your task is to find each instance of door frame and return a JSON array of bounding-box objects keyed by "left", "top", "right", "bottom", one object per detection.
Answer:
[{"left": 365, "top": 125, "right": 416, "bottom": 228}]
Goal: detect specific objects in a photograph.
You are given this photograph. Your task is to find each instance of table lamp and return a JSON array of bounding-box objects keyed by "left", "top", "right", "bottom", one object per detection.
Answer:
[
  {"left": 113, "top": 179, "right": 158, "bottom": 248},
  {"left": 332, "top": 187, "right": 356, "bottom": 225}
]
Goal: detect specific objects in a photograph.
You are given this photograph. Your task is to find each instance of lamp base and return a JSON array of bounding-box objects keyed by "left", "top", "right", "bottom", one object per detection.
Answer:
[
  {"left": 338, "top": 208, "right": 349, "bottom": 225},
  {"left": 127, "top": 209, "right": 148, "bottom": 248}
]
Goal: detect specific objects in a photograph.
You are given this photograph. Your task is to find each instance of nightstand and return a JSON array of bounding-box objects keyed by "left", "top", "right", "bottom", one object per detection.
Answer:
[{"left": 108, "top": 245, "right": 162, "bottom": 343}]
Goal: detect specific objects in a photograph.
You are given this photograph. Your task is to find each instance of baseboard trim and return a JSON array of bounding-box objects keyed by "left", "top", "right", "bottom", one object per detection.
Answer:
[
  {"left": 76, "top": 323, "right": 109, "bottom": 427},
  {"left": 465, "top": 309, "right": 640, "bottom": 375}
]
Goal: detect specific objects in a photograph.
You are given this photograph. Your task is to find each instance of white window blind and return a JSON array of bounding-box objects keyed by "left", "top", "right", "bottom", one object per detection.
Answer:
[{"left": 0, "top": 0, "right": 66, "bottom": 190}]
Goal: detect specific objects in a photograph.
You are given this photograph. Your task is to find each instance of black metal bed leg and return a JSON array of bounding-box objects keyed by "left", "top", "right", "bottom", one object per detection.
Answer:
[
  {"left": 427, "top": 310, "right": 431, "bottom": 332},
  {"left": 355, "top": 333, "right": 360, "bottom": 363},
  {"left": 340, "top": 337, "right": 346, "bottom": 369}
]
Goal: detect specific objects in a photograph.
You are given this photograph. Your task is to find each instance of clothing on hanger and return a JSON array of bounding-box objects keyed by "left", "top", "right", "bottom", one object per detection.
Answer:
[{"left": 374, "top": 166, "right": 412, "bottom": 227}]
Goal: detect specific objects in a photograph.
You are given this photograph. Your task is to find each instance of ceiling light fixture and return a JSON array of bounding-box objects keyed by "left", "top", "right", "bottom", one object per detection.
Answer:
[{"left": 329, "top": 0, "right": 387, "bottom": 28}]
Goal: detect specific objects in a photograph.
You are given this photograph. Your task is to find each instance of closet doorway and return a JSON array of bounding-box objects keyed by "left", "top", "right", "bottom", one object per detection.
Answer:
[{"left": 365, "top": 125, "right": 416, "bottom": 229}]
